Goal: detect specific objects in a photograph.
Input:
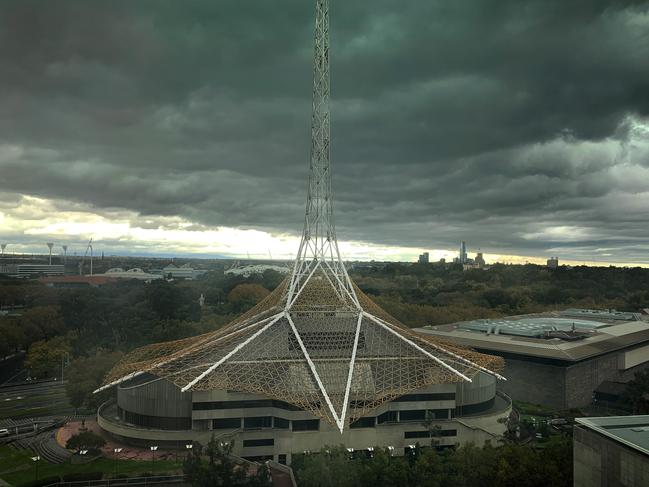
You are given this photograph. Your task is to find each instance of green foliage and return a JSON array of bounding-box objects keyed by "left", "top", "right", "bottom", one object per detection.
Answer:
[
  {"left": 624, "top": 369, "right": 649, "bottom": 414},
  {"left": 64, "top": 349, "right": 124, "bottom": 409},
  {"left": 183, "top": 436, "right": 270, "bottom": 487},
  {"left": 294, "top": 440, "right": 573, "bottom": 487},
  {"left": 65, "top": 431, "right": 106, "bottom": 452},
  {"left": 351, "top": 263, "right": 649, "bottom": 327},
  {"left": 25, "top": 336, "right": 70, "bottom": 379}
]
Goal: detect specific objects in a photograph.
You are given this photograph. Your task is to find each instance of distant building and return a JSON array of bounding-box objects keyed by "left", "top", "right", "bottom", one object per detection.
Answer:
[
  {"left": 463, "top": 252, "right": 487, "bottom": 271},
  {"left": 96, "top": 268, "right": 162, "bottom": 281},
  {"left": 418, "top": 252, "right": 429, "bottom": 264},
  {"left": 418, "top": 309, "right": 649, "bottom": 409},
  {"left": 39, "top": 275, "right": 118, "bottom": 288},
  {"left": 16, "top": 264, "right": 64, "bottom": 277},
  {"left": 162, "top": 263, "right": 207, "bottom": 280},
  {"left": 459, "top": 241, "right": 468, "bottom": 264},
  {"left": 225, "top": 264, "right": 291, "bottom": 278},
  {"left": 574, "top": 416, "right": 649, "bottom": 487},
  {"left": 547, "top": 256, "right": 559, "bottom": 268}
]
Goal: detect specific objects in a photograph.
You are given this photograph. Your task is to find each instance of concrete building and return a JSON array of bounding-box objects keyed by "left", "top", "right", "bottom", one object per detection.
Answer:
[
  {"left": 418, "top": 309, "right": 649, "bottom": 409},
  {"left": 16, "top": 264, "right": 64, "bottom": 277},
  {"left": 98, "top": 371, "right": 511, "bottom": 464},
  {"left": 162, "top": 264, "right": 206, "bottom": 280},
  {"left": 574, "top": 416, "right": 649, "bottom": 487},
  {"left": 39, "top": 275, "right": 119, "bottom": 288},
  {"left": 96, "top": 268, "right": 162, "bottom": 281},
  {"left": 418, "top": 252, "right": 430, "bottom": 264}
]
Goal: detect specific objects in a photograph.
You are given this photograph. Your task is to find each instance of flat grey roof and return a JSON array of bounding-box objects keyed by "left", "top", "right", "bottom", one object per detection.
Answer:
[
  {"left": 415, "top": 310, "right": 649, "bottom": 361},
  {"left": 576, "top": 416, "right": 649, "bottom": 457}
]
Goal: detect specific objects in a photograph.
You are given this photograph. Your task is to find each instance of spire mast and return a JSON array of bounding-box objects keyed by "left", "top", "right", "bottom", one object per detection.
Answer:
[{"left": 288, "top": 0, "right": 357, "bottom": 307}]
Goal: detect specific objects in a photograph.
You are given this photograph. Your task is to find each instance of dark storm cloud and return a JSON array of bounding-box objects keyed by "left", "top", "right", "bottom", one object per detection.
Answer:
[{"left": 1, "top": 0, "right": 649, "bottom": 262}]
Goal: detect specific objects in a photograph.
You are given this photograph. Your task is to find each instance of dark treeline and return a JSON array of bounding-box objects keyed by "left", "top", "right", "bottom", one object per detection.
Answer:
[
  {"left": 1, "top": 263, "right": 648, "bottom": 409},
  {"left": 293, "top": 438, "right": 573, "bottom": 487},
  {"left": 0, "top": 269, "right": 284, "bottom": 408},
  {"left": 351, "top": 263, "right": 649, "bottom": 327}
]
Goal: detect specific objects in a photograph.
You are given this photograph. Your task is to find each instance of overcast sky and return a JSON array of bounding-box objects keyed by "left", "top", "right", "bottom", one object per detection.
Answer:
[{"left": 1, "top": 0, "right": 648, "bottom": 265}]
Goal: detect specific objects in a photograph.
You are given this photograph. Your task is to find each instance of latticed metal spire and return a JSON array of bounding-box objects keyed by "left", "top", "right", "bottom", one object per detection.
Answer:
[
  {"left": 95, "top": 0, "right": 505, "bottom": 433},
  {"left": 287, "top": 0, "right": 358, "bottom": 310}
]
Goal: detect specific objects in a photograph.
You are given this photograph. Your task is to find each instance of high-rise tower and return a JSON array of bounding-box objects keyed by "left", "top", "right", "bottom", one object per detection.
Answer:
[{"left": 96, "top": 0, "right": 504, "bottom": 433}]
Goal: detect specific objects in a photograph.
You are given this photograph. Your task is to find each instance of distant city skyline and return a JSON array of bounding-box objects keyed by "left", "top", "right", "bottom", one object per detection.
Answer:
[{"left": 1, "top": 2, "right": 648, "bottom": 267}]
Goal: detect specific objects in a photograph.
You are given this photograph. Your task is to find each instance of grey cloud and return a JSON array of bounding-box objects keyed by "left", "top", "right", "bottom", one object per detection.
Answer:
[{"left": 1, "top": 0, "right": 649, "bottom": 263}]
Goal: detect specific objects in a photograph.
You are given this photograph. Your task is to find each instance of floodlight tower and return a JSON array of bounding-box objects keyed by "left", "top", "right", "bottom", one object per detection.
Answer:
[
  {"left": 62, "top": 245, "right": 68, "bottom": 265},
  {"left": 46, "top": 242, "right": 54, "bottom": 265},
  {"left": 1, "top": 243, "right": 6, "bottom": 256}
]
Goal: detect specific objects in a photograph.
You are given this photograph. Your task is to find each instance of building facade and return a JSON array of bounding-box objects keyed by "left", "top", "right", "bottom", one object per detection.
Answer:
[
  {"left": 98, "top": 371, "right": 511, "bottom": 464},
  {"left": 418, "top": 310, "right": 649, "bottom": 409},
  {"left": 574, "top": 416, "right": 649, "bottom": 487}
]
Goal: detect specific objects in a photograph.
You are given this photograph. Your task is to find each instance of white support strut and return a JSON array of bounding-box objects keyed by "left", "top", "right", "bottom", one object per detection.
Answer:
[
  {"left": 363, "top": 312, "right": 472, "bottom": 383},
  {"left": 181, "top": 312, "right": 284, "bottom": 392},
  {"left": 338, "top": 311, "right": 364, "bottom": 430},
  {"left": 286, "top": 312, "right": 343, "bottom": 431},
  {"left": 370, "top": 314, "right": 506, "bottom": 381}
]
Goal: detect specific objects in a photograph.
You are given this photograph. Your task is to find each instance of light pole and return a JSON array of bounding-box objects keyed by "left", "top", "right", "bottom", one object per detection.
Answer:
[
  {"left": 185, "top": 443, "right": 193, "bottom": 462},
  {"left": 61, "top": 351, "right": 70, "bottom": 381},
  {"left": 31, "top": 456, "right": 40, "bottom": 480},
  {"left": 114, "top": 448, "right": 123, "bottom": 476},
  {"left": 150, "top": 446, "right": 158, "bottom": 470}
]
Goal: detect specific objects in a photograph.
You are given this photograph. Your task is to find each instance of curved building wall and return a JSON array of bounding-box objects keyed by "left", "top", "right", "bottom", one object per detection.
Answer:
[
  {"left": 117, "top": 374, "right": 192, "bottom": 430},
  {"left": 102, "top": 371, "right": 509, "bottom": 460},
  {"left": 455, "top": 372, "right": 497, "bottom": 410}
]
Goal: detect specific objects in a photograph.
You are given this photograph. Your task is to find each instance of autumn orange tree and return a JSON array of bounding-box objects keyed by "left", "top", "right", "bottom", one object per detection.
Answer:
[{"left": 227, "top": 283, "right": 270, "bottom": 312}]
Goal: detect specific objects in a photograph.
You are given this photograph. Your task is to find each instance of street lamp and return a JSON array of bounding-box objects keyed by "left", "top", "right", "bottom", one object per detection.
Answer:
[
  {"left": 185, "top": 443, "right": 193, "bottom": 462},
  {"left": 114, "top": 448, "right": 123, "bottom": 476},
  {"left": 367, "top": 447, "right": 374, "bottom": 458},
  {"left": 150, "top": 446, "right": 158, "bottom": 469},
  {"left": 31, "top": 456, "right": 40, "bottom": 480},
  {"left": 387, "top": 446, "right": 395, "bottom": 456}
]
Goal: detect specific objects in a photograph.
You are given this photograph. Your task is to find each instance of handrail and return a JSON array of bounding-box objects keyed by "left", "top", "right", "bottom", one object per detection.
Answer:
[{"left": 41, "top": 475, "right": 187, "bottom": 487}]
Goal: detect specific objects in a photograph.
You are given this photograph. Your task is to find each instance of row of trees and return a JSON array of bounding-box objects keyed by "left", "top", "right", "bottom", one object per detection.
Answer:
[
  {"left": 0, "top": 270, "right": 282, "bottom": 409},
  {"left": 293, "top": 438, "right": 573, "bottom": 487},
  {"left": 352, "top": 263, "right": 649, "bottom": 326}
]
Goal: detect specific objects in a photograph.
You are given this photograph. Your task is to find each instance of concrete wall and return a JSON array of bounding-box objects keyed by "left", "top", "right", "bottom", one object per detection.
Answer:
[
  {"left": 498, "top": 351, "right": 649, "bottom": 410},
  {"left": 498, "top": 357, "right": 566, "bottom": 409},
  {"left": 574, "top": 425, "right": 649, "bottom": 487},
  {"left": 118, "top": 376, "right": 192, "bottom": 418}
]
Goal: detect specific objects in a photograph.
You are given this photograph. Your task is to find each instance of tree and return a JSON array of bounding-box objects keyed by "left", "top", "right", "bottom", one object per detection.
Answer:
[
  {"left": 0, "top": 320, "right": 25, "bottom": 357},
  {"left": 147, "top": 281, "right": 182, "bottom": 320},
  {"left": 25, "top": 336, "right": 70, "bottom": 379},
  {"left": 184, "top": 436, "right": 269, "bottom": 487},
  {"left": 624, "top": 370, "right": 649, "bottom": 414},
  {"left": 66, "top": 431, "right": 106, "bottom": 452},
  {"left": 227, "top": 284, "right": 270, "bottom": 312},
  {"left": 65, "top": 350, "right": 124, "bottom": 410}
]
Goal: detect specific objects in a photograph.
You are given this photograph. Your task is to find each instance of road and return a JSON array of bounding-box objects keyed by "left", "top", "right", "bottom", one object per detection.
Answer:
[{"left": 0, "top": 381, "right": 72, "bottom": 420}]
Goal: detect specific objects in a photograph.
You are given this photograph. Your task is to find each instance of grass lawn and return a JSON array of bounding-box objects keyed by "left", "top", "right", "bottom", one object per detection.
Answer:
[{"left": 0, "top": 446, "right": 183, "bottom": 486}]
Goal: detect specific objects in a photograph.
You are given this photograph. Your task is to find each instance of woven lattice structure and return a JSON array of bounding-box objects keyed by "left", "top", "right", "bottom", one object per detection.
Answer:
[{"left": 96, "top": 0, "right": 505, "bottom": 432}]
